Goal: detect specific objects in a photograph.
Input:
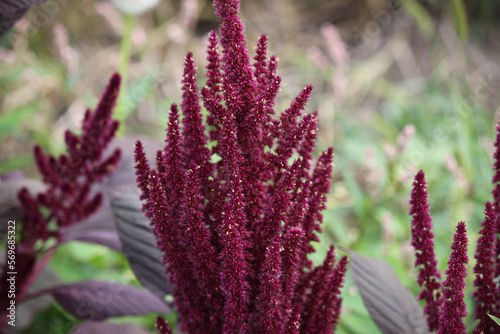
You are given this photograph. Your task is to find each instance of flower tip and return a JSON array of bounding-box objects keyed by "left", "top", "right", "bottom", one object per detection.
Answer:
[
  {"left": 109, "top": 72, "right": 122, "bottom": 88},
  {"left": 156, "top": 316, "right": 173, "bottom": 334},
  {"left": 134, "top": 140, "right": 144, "bottom": 150},
  {"left": 457, "top": 221, "right": 466, "bottom": 234}
]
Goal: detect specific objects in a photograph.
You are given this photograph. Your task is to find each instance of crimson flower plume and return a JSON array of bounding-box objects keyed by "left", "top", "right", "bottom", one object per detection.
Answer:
[
  {"left": 473, "top": 202, "right": 498, "bottom": 333},
  {"left": 409, "top": 170, "right": 442, "bottom": 331},
  {"left": 133, "top": 0, "right": 346, "bottom": 332},
  {"left": 437, "top": 222, "right": 468, "bottom": 334}
]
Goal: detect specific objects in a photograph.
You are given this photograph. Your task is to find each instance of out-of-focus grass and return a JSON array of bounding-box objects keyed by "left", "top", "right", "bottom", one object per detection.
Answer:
[{"left": 1, "top": 0, "right": 500, "bottom": 333}]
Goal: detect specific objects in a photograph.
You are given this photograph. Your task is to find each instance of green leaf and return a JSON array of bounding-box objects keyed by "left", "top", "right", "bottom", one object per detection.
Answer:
[
  {"left": 0, "top": 154, "right": 33, "bottom": 174},
  {"left": 0, "top": 101, "right": 39, "bottom": 140},
  {"left": 488, "top": 314, "right": 500, "bottom": 327},
  {"left": 451, "top": 0, "right": 469, "bottom": 41},
  {"left": 401, "top": 0, "right": 434, "bottom": 36}
]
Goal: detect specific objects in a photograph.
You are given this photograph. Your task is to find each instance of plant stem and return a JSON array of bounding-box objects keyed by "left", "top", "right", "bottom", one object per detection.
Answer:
[{"left": 115, "top": 13, "right": 137, "bottom": 133}]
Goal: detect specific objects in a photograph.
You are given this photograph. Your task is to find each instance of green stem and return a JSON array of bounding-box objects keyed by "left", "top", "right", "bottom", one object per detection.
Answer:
[
  {"left": 451, "top": 0, "right": 469, "bottom": 41},
  {"left": 115, "top": 13, "right": 137, "bottom": 133}
]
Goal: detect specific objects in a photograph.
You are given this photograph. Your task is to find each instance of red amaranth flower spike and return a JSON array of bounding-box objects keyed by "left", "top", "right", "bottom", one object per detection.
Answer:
[
  {"left": 409, "top": 170, "right": 442, "bottom": 332},
  {"left": 180, "top": 166, "right": 222, "bottom": 331},
  {"left": 156, "top": 316, "right": 173, "bottom": 334},
  {"left": 301, "top": 246, "right": 347, "bottom": 333},
  {"left": 19, "top": 73, "right": 122, "bottom": 236},
  {"left": 0, "top": 73, "right": 122, "bottom": 331},
  {"left": 255, "top": 234, "right": 284, "bottom": 333},
  {"left": 473, "top": 202, "right": 498, "bottom": 333},
  {"left": 217, "top": 105, "right": 250, "bottom": 334},
  {"left": 327, "top": 256, "right": 348, "bottom": 331},
  {"left": 137, "top": 0, "right": 343, "bottom": 332},
  {"left": 181, "top": 52, "right": 213, "bottom": 196},
  {"left": 437, "top": 222, "right": 468, "bottom": 334},
  {"left": 490, "top": 122, "right": 500, "bottom": 309}
]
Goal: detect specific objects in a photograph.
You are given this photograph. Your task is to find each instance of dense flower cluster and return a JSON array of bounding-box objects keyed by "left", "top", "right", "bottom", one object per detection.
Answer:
[
  {"left": 18, "top": 73, "right": 121, "bottom": 245},
  {"left": 437, "top": 222, "right": 468, "bottom": 334},
  {"left": 492, "top": 121, "right": 500, "bottom": 310},
  {"left": 134, "top": 0, "right": 347, "bottom": 333},
  {"left": 409, "top": 170, "right": 442, "bottom": 331},
  {"left": 410, "top": 169, "right": 500, "bottom": 333},
  {"left": 473, "top": 202, "right": 497, "bottom": 333},
  {"left": 0, "top": 73, "right": 121, "bottom": 330}
]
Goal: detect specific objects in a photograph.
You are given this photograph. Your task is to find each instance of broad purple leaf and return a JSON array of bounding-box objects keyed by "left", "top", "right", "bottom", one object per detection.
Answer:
[
  {"left": 350, "top": 251, "right": 429, "bottom": 334},
  {"left": 111, "top": 188, "right": 172, "bottom": 302},
  {"left": 0, "top": 170, "right": 24, "bottom": 181},
  {"left": 0, "top": 0, "right": 47, "bottom": 14},
  {"left": 59, "top": 208, "right": 122, "bottom": 251},
  {"left": 0, "top": 0, "right": 48, "bottom": 36},
  {"left": 71, "top": 321, "right": 151, "bottom": 334},
  {"left": 50, "top": 280, "right": 169, "bottom": 321}
]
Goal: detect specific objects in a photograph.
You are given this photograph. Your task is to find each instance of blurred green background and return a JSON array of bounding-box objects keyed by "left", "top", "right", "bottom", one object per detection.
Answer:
[{"left": 1, "top": 0, "right": 500, "bottom": 332}]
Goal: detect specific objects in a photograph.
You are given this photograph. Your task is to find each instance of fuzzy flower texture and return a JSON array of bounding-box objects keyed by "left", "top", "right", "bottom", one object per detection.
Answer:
[
  {"left": 410, "top": 170, "right": 500, "bottom": 334},
  {"left": 134, "top": 0, "right": 347, "bottom": 333}
]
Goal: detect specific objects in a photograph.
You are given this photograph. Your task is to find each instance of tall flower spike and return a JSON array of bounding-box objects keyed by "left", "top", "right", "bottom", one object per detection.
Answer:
[
  {"left": 281, "top": 226, "right": 305, "bottom": 322},
  {"left": 204, "top": 30, "right": 224, "bottom": 143},
  {"left": 180, "top": 166, "right": 222, "bottom": 331},
  {"left": 156, "top": 316, "right": 173, "bottom": 334},
  {"left": 205, "top": 30, "right": 223, "bottom": 101},
  {"left": 1, "top": 73, "right": 121, "bottom": 332},
  {"left": 473, "top": 202, "right": 498, "bottom": 333},
  {"left": 490, "top": 122, "right": 500, "bottom": 307},
  {"left": 214, "top": 0, "right": 255, "bottom": 121},
  {"left": 302, "top": 148, "right": 334, "bottom": 259},
  {"left": 301, "top": 246, "right": 347, "bottom": 333},
  {"left": 409, "top": 170, "right": 442, "bottom": 332},
  {"left": 134, "top": 0, "right": 342, "bottom": 332},
  {"left": 181, "top": 52, "right": 213, "bottom": 194},
  {"left": 437, "top": 222, "right": 468, "bottom": 334},
  {"left": 134, "top": 141, "right": 151, "bottom": 201},
  {"left": 327, "top": 256, "right": 348, "bottom": 332},
  {"left": 273, "top": 85, "right": 313, "bottom": 172},
  {"left": 255, "top": 234, "right": 284, "bottom": 333},
  {"left": 218, "top": 108, "right": 250, "bottom": 334},
  {"left": 19, "top": 73, "right": 121, "bottom": 237}
]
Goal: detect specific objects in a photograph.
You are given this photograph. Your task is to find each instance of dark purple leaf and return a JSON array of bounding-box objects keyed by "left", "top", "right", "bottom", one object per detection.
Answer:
[
  {"left": 0, "top": 0, "right": 48, "bottom": 36},
  {"left": 0, "top": 0, "right": 47, "bottom": 14},
  {"left": 50, "top": 280, "right": 169, "bottom": 321},
  {"left": 0, "top": 8, "right": 26, "bottom": 37},
  {"left": 350, "top": 250, "right": 429, "bottom": 334},
  {"left": 71, "top": 321, "right": 151, "bottom": 334},
  {"left": 59, "top": 208, "right": 122, "bottom": 251},
  {"left": 60, "top": 226, "right": 122, "bottom": 251},
  {"left": 111, "top": 188, "right": 172, "bottom": 302},
  {"left": 0, "top": 170, "right": 24, "bottom": 181}
]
